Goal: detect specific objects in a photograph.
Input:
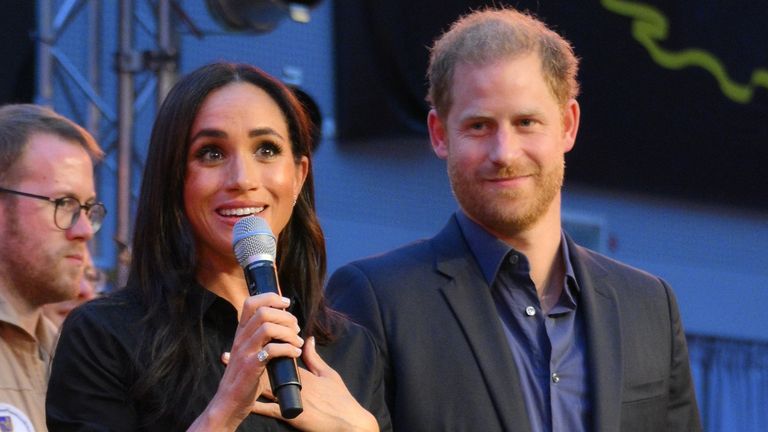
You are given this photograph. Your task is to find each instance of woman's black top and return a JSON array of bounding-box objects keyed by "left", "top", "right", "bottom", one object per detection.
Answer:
[{"left": 46, "top": 284, "right": 392, "bottom": 431}]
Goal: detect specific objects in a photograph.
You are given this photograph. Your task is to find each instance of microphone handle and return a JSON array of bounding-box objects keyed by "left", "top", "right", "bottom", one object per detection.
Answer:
[{"left": 244, "top": 260, "right": 303, "bottom": 419}]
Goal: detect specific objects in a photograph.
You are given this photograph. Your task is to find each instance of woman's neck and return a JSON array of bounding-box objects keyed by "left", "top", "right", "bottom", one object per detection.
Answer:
[{"left": 195, "top": 256, "right": 249, "bottom": 319}]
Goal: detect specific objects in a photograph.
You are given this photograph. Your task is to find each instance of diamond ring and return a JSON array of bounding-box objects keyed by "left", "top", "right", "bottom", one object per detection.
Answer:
[{"left": 256, "top": 349, "right": 269, "bottom": 363}]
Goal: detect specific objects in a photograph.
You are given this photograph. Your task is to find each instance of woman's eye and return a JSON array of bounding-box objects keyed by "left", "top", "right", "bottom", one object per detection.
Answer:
[
  {"left": 195, "top": 146, "right": 224, "bottom": 162},
  {"left": 257, "top": 142, "right": 282, "bottom": 158}
]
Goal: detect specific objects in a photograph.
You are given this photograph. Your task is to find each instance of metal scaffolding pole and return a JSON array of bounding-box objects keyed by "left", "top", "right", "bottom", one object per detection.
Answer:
[
  {"left": 156, "top": 0, "right": 178, "bottom": 105},
  {"left": 116, "top": 0, "right": 135, "bottom": 288},
  {"left": 35, "top": 0, "right": 184, "bottom": 285},
  {"left": 86, "top": 0, "right": 102, "bottom": 135},
  {"left": 36, "top": 0, "right": 54, "bottom": 107}
]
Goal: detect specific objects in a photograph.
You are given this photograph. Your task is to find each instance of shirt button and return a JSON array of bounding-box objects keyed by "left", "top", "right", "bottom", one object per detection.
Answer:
[
  {"left": 525, "top": 306, "right": 536, "bottom": 316},
  {"left": 509, "top": 254, "right": 519, "bottom": 265},
  {"left": 551, "top": 373, "right": 560, "bottom": 383}
]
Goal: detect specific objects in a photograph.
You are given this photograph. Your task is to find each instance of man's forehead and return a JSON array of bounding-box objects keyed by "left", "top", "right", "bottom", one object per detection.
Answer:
[{"left": 13, "top": 135, "right": 95, "bottom": 194}]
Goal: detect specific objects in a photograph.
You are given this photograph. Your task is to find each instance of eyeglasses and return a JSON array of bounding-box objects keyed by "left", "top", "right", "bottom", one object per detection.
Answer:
[{"left": 0, "top": 187, "right": 107, "bottom": 233}]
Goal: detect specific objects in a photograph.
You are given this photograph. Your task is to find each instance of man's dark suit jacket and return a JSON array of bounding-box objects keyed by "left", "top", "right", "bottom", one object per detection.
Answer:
[{"left": 326, "top": 214, "right": 702, "bottom": 431}]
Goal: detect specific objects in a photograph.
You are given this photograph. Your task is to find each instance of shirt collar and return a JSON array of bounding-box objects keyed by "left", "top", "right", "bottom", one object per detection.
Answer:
[
  {"left": 0, "top": 289, "right": 18, "bottom": 326},
  {"left": 455, "top": 210, "right": 580, "bottom": 295},
  {"left": 0, "top": 289, "right": 59, "bottom": 353},
  {"left": 559, "top": 236, "right": 581, "bottom": 307},
  {"left": 184, "top": 280, "right": 238, "bottom": 325},
  {"left": 456, "top": 210, "right": 512, "bottom": 285}
]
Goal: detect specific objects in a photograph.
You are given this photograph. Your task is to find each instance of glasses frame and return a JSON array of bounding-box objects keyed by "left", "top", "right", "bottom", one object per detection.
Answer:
[{"left": 0, "top": 186, "right": 107, "bottom": 232}]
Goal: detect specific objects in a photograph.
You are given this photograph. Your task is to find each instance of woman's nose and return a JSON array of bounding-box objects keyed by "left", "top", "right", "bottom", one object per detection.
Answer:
[{"left": 227, "top": 153, "right": 259, "bottom": 191}]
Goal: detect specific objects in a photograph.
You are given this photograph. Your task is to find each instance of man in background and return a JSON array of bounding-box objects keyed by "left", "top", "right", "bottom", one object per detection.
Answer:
[
  {"left": 326, "top": 7, "right": 701, "bottom": 431},
  {"left": 0, "top": 104, "right": 104, "bottom": 431},
  {"left": 43, "top": 248, "right": 106, "bottom": 328}
]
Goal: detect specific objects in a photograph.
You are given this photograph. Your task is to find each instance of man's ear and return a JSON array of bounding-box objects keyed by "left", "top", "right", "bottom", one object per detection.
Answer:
[
  {"left": 428, "top": 109, "right": 449, "bottom": 159},
  {"left": 561, "top": 99, "right": 580, "bottom": 154}
]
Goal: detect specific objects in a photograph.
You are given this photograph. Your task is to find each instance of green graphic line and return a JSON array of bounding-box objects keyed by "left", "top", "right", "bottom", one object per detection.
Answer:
[{"left": 601, "top": 0, "right": 768, "bottom": 104}]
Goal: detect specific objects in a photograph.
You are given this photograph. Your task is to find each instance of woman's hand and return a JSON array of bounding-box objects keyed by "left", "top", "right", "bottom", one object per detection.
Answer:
[
  {"left": 251, "top": 337, "right": 379, "bottom": 432},
  {"left": 189, "top": 293, "right": 304, "bottom": 431}
]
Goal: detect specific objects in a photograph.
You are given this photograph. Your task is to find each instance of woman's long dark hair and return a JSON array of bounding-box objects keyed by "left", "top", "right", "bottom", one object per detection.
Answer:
[{"left": 127, "top": 62, "right": 334, "bottom": 419}]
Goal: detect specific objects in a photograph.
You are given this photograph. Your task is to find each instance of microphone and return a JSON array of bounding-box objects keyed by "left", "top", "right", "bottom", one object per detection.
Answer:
[{"left": 232, "top": 215, "right": 303, "bottom": 419}]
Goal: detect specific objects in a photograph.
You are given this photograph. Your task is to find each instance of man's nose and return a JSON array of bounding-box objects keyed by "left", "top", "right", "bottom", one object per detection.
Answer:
[
  {"left": 489, "top": 125, "right": 522, "bottom": 165},
  {"left": 66, "top": 209, "right": 95, "bottom": 241}
]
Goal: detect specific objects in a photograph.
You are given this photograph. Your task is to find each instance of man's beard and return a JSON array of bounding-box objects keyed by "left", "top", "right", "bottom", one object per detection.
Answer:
[
  {"left": 448, "top": 157, "right": 564, "bottom": 237},
  {"left": 0, "top": 204, "right": 82, "bottom": 307}
]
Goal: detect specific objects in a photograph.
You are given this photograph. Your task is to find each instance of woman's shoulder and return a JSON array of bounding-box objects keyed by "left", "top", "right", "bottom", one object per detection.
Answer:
[
  {"left": 74, "top": 283, "right": 143, "bottom": 314},
  {"left": 61, "top": 285, "right": 146, "bottom": 340}
]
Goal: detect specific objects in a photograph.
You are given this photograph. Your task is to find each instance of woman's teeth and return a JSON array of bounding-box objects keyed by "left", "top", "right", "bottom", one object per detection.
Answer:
[{"left": 218, "top": 207, "right": 264, "bottom": 217}]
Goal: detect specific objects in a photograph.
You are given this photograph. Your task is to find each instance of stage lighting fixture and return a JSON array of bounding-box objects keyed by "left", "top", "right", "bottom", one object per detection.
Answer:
[{"left": 205, "top": 0, "right": 322, "bottom": 33}]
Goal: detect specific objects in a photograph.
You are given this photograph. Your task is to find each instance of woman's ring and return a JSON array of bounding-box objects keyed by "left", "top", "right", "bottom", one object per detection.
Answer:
[{"left": 256, "top": 349, "right": 269, "bottom": 363}]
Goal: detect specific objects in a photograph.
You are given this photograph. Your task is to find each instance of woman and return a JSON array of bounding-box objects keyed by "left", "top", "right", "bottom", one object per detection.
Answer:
[{"left": 46, "top": 63, "right": 390, "bottom": 431}]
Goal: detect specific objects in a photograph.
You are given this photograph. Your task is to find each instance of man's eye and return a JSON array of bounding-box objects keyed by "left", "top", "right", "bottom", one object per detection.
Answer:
[
  {"left": 464, "top": 121, "right": 491, "bottom": 135},
  {"left": 58, "top": 197, "right": 80, "bottom": 212},
  {"left": 518, "top": 119, "right": 536, "bottom": 127}
]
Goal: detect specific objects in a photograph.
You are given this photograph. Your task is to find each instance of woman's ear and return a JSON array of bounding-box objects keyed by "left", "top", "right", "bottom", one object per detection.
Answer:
[{"left": 294, "top": 155, "right": 309, "bottom": 199}]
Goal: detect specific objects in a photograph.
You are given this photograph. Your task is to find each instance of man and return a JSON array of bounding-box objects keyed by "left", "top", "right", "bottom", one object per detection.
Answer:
[
  {"left": 0, "top": 104, "right": 105, "bottom": 431},
  {"left": 326, "top": 7, "right": 702, "bottom": 432}
]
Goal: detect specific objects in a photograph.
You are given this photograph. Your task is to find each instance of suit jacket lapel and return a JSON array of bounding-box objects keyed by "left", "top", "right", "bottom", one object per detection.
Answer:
[
  {"left": 432, "top": 217, "right": 532, "bottom": 432},
  {"left": 568, "top": 237, "right": 623, "bottom": 431}
]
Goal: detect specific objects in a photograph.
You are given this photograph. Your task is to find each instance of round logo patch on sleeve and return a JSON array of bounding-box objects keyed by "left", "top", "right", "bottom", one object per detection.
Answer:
[{"left": 0, "top": 403, "right": 35, "bottom": 432}]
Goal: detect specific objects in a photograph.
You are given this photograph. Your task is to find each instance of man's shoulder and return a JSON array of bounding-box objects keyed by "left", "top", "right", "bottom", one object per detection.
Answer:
[
  {"left": 335, "top": 216, "right": 465, "bottom": 276},
  {"left": 570, "top": 241, "right": 661, "bottom": 281},
  {"left": 325, "top": 223, "right": 472, "bottom": 315},
  {"left": 318, "top": 314, "right": 380, "bottom": 364},
  {"left": 344, "top": 238, "right": 434, "bottom": 271},
  {"left": 567, "top": 239, "right": 673, "bottom": 304}
]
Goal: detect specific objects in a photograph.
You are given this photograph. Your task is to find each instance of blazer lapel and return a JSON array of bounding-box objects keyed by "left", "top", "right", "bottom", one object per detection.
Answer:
[
  {"left": 568, "top": 238, "right": 623, "bottom": 432},
  {"left": 432, "top": 217, "right": 532, "bottom": 432}
]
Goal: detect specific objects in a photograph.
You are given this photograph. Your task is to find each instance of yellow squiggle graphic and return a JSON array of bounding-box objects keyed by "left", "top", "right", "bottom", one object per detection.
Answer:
[{"left": 601, "top": 0, "right": 768, "bottom": 104}]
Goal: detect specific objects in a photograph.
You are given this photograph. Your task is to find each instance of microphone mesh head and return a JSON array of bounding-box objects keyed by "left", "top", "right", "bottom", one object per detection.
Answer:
[{"left": 232, "top": 216, "right": 276, "bottom": 266}]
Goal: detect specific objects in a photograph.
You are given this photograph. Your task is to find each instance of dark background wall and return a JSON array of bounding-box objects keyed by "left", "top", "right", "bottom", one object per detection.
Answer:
[
  {"left": 0, "top": 0, "right": 35, "bottom": 105},
  {"left": 26, "top": 2, "right": 768, "bottom": 429},
  {"left": 30, "top": 0, "right": 768, "bottom": 342},
  {"left": 334, "top": 0, "right": 768, "bottom": 211}
]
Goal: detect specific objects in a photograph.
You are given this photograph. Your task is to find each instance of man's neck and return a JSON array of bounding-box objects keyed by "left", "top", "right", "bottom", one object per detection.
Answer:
[
  {"left": 0, "top": 282, "right": 43, "bottom": 336},
  {"left": 501, "top": 206, "right": 565, "bottom": 313}
]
